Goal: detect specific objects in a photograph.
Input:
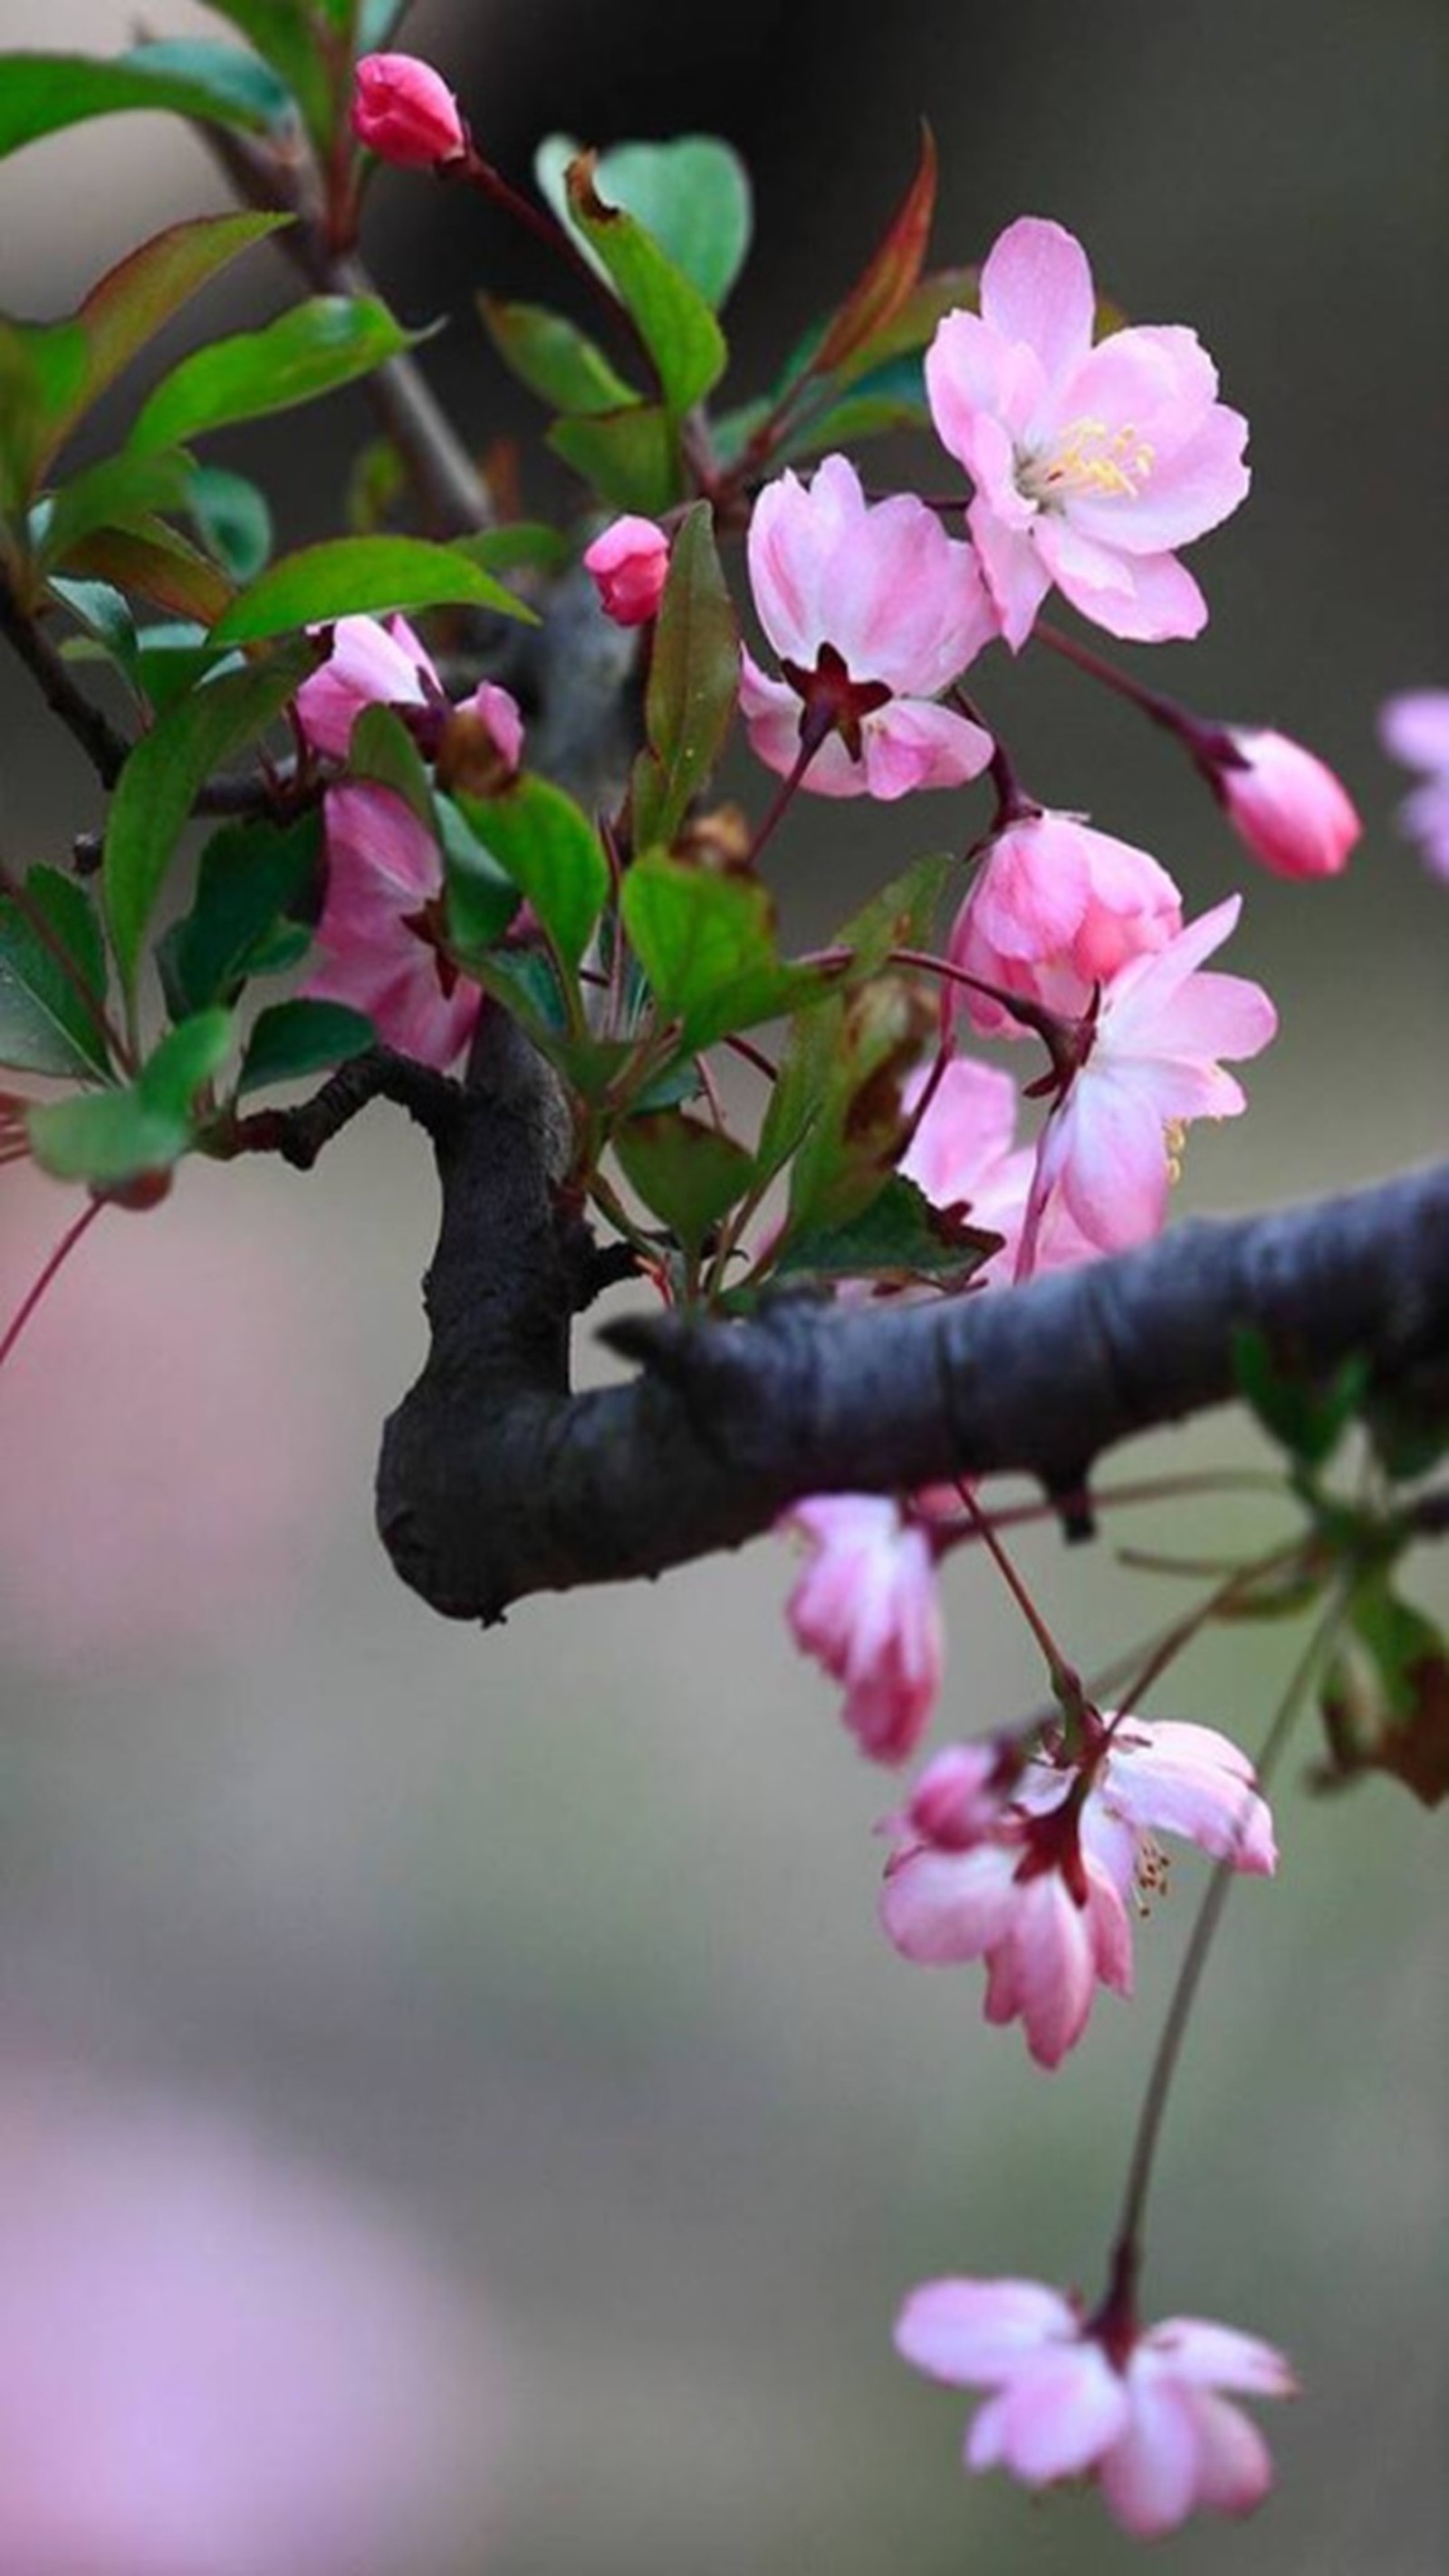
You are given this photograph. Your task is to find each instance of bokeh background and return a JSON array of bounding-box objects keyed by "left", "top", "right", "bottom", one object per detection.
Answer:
[{"left": 0, "top": 0, "right": 1444, "bottom": 2567}]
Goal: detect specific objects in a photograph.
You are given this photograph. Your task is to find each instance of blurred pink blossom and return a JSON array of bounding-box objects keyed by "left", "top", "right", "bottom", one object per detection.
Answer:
[
  {"left": 583, "top": 515, "right": 670, "bottom": 625},
  {"left": 881, "top": 1713, "right": 1273, "bottom": 2065},
  {"left": 896, "top": 2273, "right": 1294, "bottom": 2536},
  {"left": 1024, "top": 894, "right": 1277, "bottom": 1259},
  {"left": 782, "top": 1495, "right": 944, "bottom": 1763},
  {"left": 741, "top": 454, "right": 995, "bottom": 797},
  {"left": 304, "top": 783, "right": 482, "bottom": 1069},
  {"left": 1208, "top": 727, "right": 1361, "bottom": 879},
  {"left": 0, "top": 2081, "right": 504, "bottom": 2573},
  {"left": 1379, "top": 687, "right": 1449, "bottom": 879},
  {"left": 945, "top": 812, "right": 1183, "bottom": 1034},
  {"left": 351, "top": 53, "right": 466, "bottom": 168},
  {"left": 926, "top": 216, "right": 1250, "bottom": 647}
]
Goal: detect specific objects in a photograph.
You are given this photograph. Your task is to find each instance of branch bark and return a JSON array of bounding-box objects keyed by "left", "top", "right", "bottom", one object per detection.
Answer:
[{"left": 375, "top": 1140, "right": 1449, "bottom": 1623}]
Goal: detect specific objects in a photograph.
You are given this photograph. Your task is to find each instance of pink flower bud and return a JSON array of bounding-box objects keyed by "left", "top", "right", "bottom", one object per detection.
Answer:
[
  {"left": 1210, "top": 726, "right": 1361, "bottom": 878},
  {"left": 351, "top": 53, "right": 466, "bottom": 169},
  {"left": 947, "top": 812, "right": 1182, "bottom": 1035},
  {"left": 582, "top": 516, "right": 671, "bottom": 627}
]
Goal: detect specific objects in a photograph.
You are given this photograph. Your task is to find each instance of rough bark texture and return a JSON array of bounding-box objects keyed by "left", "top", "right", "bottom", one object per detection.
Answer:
[{"left": 376, "top": 1137, "right": 1449, "bottom": 1623}]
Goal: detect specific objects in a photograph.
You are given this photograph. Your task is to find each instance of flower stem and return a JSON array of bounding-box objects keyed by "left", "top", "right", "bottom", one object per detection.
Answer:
[
  {"left": 954, "top": 1480, "right": 1081, "bottom": 1707},
  {"left": 0, "top": 1196, "right": 105, "bottom": 1373}
]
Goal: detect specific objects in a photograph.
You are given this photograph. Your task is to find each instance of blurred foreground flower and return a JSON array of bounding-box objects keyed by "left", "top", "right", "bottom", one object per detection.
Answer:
[{"left": 1379, "top": 688, "right": 1449, "bottom": 880}]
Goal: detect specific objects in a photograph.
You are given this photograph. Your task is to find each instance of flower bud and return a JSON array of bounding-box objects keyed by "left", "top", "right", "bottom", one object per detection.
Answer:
[
  {"left": 351, "top": 53, "right": 466, "bottom": 169},
  {"left": 582, "top": 516, "right": 670, "bottom": 627},
  {"left": 1209, "top": 726, "right": 1360, "bottom": 878}
]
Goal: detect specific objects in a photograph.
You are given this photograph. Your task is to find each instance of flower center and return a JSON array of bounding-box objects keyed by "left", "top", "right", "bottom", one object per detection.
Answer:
[
  {"left": 780, "top": 639, "right": 894, "bottom": 764},
  {"left": 1017, "top": 418, "right": 1155, "bottom": 511}
]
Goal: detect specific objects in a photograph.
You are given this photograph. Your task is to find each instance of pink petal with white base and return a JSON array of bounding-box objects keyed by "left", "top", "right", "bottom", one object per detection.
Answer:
[
  {"left": 971, "top": 2345, "right": 1130, "bottom": 2482},
  {"left": 894, "top": 2277, "right": 1078, "bottom": 2385}
]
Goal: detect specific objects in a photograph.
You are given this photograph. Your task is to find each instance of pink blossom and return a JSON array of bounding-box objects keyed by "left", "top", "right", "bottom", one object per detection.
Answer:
[
  {"left": 741, "top": 454, "right": 996, "bottom": 798},
  {"left": 351, "top": 53, "right": 466, "bottom": 168},
  {"left": 1025, "top": 894, "right": 1277, "bottom": 1258},
  {"left": 901, "top": 1056, "right": 1096, "bottom": 1284},
  {"left": 926, "top": 216, "right": 1250, "bottom": 648},
  {"left": 945, "top": 812, "right": 1183, "bottom": 1033},
  {"left": 896, "top": 2273, "right": 1295, "bottom": 2536},
  {"left": 295, "top": 612, "right": 437, "bottom": 762},
  {"left": 782, "top": 1494, "right": 944, "bottom": 1763},
  {"left": 303, "top": 783, "right": 481, "bottom": 1070},
  {"left": 1379, "top": 687, "right": 1449, "bottom": 880},
  {"left": 583, "top": 515, "right": 670, "bottom": 625},
  {"left": 881, "top": 1712, "right": 1273, "bottom": 2066},
  {"left": 1207, "top": 727, "right": 1361, "bottom": 879}
]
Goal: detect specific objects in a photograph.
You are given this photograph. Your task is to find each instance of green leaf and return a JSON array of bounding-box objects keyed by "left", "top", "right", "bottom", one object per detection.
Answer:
[
  {"left": 547, "top": 406, "right": 681, "bottom": 515},
  {"left": 187, "top": 464, "right": 273, "bottom": 582},
  {"left": 0, "top": 866, "right": 111, "bottom": 1079},
  {"left": 46, "top": 575, "right": 141, "bottom": 689},
  {"left": 813, "top": 124, "right": 936, "bottom": 377},
  {"left": 780, "top": 974, "right": 936, "bottom": 1231},
  {"left": 1233, "top": 1328, "right": 1372, "bottom": 1474},
  {"left": 0, "top": 318, "right": 87, "bottom": 514},
  {"left": 346, "top": 702, "right": 434, "bottom": 822},
  {"left": 440, "top": 795, "right": 523, "bottom": 953},
  {"left": 457, "top": 521, "right": 571, "bottom": 581},
  {"left": 631, "top": 502, "right": 739, "bottom": 851},
  {"left": 133, "top": 621, "right": 241, "bottom": 715},
  {"left": 34, "top": 448, "right": 194, "bottom": 572},
  {"left": 27, "top": 1004, "right": 233, "bottom": 1187},
  {"left": 158, "top": 809, "right": 321, "bottom": 1014},
  {"left": 770, "top": 1172, "right": 996, "bottom": 1289},
  {"left": 237, "top": 997, "right": 373, "bottom": 1096},
  {"left": 0, "top": 52, "right": 281, "bottom": 161},
  {"left": 129, "top": 297, "right": 418, "bottom": 454},
  {"left": 190, "top": 5, "right": 333, "bottom": 143},
  {"left": 103, "top": 646, "right": 311, "bottom": 995},
  {"left": 836, "top": 849, "right": 955, "bottom": 974},
  {"left": 479, "top": 295, "right": 638, "bottom": 415},
  {"left": 118, "top": 38, "right": 293, "bottom": 127},
  {"left": 614, "top": 1108, "right": 755, "bottom": 1254},
  {"left": 562, "top": 154, "right": 727, "bottom": 412},
  {"left": 781, "top": 353, "right": 929, "bottom": 461},
  {"left": 1320, "top": 1578, "right": 1449, "bottom": 1807},
  {"left": 208, "top": 534, "right": 535, "bottom": 643},
  {"left": 455, "top": 775, "right": 609, "bottom": 970},
  {"left": 62, "top": 519, "right": 234, "bottom": 624},
  {"left": 621, "top": 851, "right": 830, "bottom": 1053},
  {"left": 537, "top": 135, "right": 752, "bottom": 311}
]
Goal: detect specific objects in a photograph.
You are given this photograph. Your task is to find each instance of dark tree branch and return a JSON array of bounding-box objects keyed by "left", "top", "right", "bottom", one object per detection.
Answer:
[
  {"left": 0, "top": 562, "right": 130, "bottom": 789},
  {"left": 228, "top": 1046, "right": 461, "bottom": 1167},
  {"left": 375, "top": 1134, "right": 1449, "bottom": 1623}
]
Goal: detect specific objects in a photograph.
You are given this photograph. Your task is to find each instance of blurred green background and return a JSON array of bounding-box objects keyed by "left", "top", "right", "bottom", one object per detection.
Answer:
[{"left": 0, "top": 0, "right": 1444, "bottom": 2567}]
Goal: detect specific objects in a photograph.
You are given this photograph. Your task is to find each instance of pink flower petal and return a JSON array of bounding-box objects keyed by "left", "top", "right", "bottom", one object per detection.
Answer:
[
  {"left": 1099, "top": 2376, "right": 1202, "bottom": 2535},
  {"left": 978, "top": 216, "right": 1097, "bottom": 386},
  {"left": 1142, "top": 2318, "right": 1298, "bottom": 2397},
  {"left": 988, "top": 2344, "right": 1131, "bottom": 2483},
  {"left": 894, "top": 2278, "right": 1077, "bottom": 2386},
  {"left": 880, "top": 1844, "right": 1020, "bottom": 1963}
]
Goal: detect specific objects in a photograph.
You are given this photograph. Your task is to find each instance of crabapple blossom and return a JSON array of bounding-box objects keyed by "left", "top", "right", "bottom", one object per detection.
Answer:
[
  {"left": 881, "top": 1713, "right": 1274, "bottom": 2066},
  {"left": 945, "top": 812, "right": 1183, "bottom": 1034},
  {"left": 926, "top": 216, "right": 1250, "bottom": 647},
  {"left": 583, "top": 515, "right": 670, "bottom": 625},
  {"left": 1023, "top": 894, "right": 1277, "bottom": 1260},
  {"left": 1379, "top": 688, "right": 1449, "bottom": 880},
  {"left": 896, "top": 2275, "right": 1295, "bottom": 2537},
  {"left": 1204, "top": 727, "right": 1361, "bottom": 879},
  {"left": 351, "top": 53, "right": 466, "bottom": 168},
  {"left": 295, "top": 613, "right": 524, "bottom": 778},
  {"left": 782, "top": 1494, "right": 944, "bottom": 1763},
  {"left": 303, "top": 784, "right": 481, "bottom": 1070},
  {"left": 740, "top": 454, "right": 995, "bottom": 798},
  {"left": 900, "top": 1056, "right": 1097, "bottom": 1283}
]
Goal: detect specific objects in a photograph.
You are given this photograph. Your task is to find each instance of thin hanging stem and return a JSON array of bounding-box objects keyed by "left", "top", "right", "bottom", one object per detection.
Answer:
[
  {"left": 0, "top": 1197, "right": 105, "bottom": 1373},
  {"left": 954, "top": 1480, "right": 1080, "bottom": 1700}
]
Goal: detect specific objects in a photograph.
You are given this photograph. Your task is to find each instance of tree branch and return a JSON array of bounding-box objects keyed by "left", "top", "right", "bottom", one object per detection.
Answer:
[{"left": 375, "top": 1138, "right": 1449, "bottom": 1623}]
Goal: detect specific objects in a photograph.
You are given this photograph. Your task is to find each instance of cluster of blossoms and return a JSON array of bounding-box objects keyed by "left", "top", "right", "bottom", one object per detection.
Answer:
[{"left": 314, "top": 80, "right": 1410, "bottom": 2539}]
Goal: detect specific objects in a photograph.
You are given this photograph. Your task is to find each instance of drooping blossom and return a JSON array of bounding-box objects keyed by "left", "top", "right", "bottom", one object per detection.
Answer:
[
  {"left": 303, "top": 783, "right": 481, "bottom": 1070},
  {"left": 782, "top": 1494, "right": 944, "bottom": 1763},
  {"left": 900, "top": 1056, "right": 1097, "bottom": 1284},
  {"left": 295, "top": 613, "right": 524, "bottom": 777},
  {"left": 1022, "top": 894, "right": 1276, "bottom": 1260},
  {"left": 881, "top": 1711, "right": 1274, "bottom": 2066},
  {"left": 583, "top": 515, "right": 670, "bottom": 626},
  {"left": 926, "top": 216, "right": 1250, "bottom": 648},
  {"left": 351, "top": 53, "right": 467, "bottom": 168},
  {"left": 1202, "top": 727, "right": 1361, "bottom": 879},
  {"left": 945, "top": 812, "right": 1183, "bottom": 1034},
  {"left": 896, "top": 2273, "right": 1295, "bottom": 2536},
  {"left": 741, "top": 454, "right": 996, "bottom": 798},
  {"left": 1379, "top": 688, "right": 1449, "bottom": 880}
]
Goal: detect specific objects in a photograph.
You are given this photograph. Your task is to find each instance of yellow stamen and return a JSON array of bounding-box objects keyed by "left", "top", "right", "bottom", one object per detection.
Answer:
[{"left": 1020, "top": 418, "right": 1155, "bottom": 506}]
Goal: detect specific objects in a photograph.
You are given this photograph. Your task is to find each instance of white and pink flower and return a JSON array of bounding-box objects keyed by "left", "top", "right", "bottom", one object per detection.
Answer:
[
  {"left": 881, "top": 1713, "right": 1274, "bottom": 2066},
  {"left": 1379, "top": 688, "right": 1449, "bottom": 881},
  {"left": 295, "top": 613, "right": 524, "bottom": 778},
  {"left": 926, "top": 216, "right": 1250, "bottom": 648},
  {"left": 303, "top": 783, "right": 481, "bottom": 1071},
  {"left": 896, "top": 2273, "right": 1295, "bottom": 2537},
  {"left": 782, "top": 1494, "right": 944, "bottom": 1764},
  {"left": 900, "top": 1056, "right": 1096, "bottom": 1285},
  {"left": 945, "top": 812, "right": 1183, "bottom": 1033},
  {"left": 741, "top": 454, "right": 996, "bottom": 799},
  {"left": 1022, "top": 894, "right": 1277, "bottom": 1259}
]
